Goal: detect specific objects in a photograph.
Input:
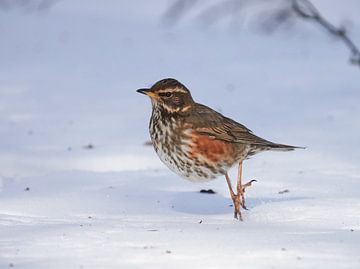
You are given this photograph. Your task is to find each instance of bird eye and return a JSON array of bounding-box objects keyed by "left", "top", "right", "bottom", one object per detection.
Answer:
[{"left": 159, "top": 92, "right": 172, "bottom": 98}]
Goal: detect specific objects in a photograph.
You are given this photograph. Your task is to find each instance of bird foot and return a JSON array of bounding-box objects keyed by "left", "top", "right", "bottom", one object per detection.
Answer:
[
  {"left": 232, "top": 179, "right": 257, "bottom": 220},
  {"left": 240, "top": 179, "right": 257, "bottom": 210},
  {"left": 233, "top": 194, "right": 243, "bottom": 221},
  {"left": 242, "top": 179, "right": 257, "bottom": 191}
]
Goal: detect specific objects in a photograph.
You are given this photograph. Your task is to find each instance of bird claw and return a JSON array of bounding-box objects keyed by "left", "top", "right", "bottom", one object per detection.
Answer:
[
  {"left": 242, "top": 179, "right": 257, "bottom": 190},
  {"left": 233, "top": 211, "right": 243, "bottom": 221},
  {"left": 227, "top": 172, "right": 258, "bottom": 220},
  {"left": 237, "top": 179, "right": 258, "bottom": 215}
]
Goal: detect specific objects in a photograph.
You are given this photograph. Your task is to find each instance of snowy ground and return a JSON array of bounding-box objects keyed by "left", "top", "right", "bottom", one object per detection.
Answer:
[{"left": 0, "top": 0, "right": 360, "bottom": 268}]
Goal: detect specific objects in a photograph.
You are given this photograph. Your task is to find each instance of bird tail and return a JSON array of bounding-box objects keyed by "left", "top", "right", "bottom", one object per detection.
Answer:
[{"left": 267, "top": 143, "right": 305, "bottom": 151}]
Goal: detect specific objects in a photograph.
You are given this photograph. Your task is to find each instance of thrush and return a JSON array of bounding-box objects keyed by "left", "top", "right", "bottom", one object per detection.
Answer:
[{"left": 137, "top": 78, "right": 302, "bottom": 220}]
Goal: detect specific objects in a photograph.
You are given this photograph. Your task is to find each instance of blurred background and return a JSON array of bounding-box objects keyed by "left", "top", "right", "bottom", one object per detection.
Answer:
[
  {"left": 0, "top": 1, "right": 360, "bottom": 268},
  {"left": 0, "top": 0, "right": 359, "bottom": 178}
]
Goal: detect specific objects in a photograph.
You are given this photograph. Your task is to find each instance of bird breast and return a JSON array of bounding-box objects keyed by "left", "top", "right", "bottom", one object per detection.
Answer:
[{"left": 149, "top": 109, "right": 239, "bottom": 182}]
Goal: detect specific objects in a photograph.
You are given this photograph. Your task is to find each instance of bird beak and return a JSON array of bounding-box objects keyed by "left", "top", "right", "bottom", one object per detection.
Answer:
[{"left": 136, "top": 88, "right": 157, "bottom": 98}]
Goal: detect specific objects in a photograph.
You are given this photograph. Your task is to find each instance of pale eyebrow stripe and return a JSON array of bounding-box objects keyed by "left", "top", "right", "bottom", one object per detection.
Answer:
[{"left": 157, "top": 87, "right": 188, "bottom": 94}]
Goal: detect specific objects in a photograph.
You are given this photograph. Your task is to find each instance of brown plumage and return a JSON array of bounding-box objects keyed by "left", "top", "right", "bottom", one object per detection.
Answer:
[{"left": 137, "top": 78, "right": 303, "bottom": 220}]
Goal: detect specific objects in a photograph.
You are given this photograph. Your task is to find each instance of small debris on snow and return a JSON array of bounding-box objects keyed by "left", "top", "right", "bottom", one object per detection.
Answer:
[
  {"left": 147, "top": 229, "right": 158, "bottom": 232},
  {"left": 281, "top": 248, "right": 287, "bottom": 251},
  {"left": 199, "top": 220, "right": 203, "bottom": 224},
  {"left": 24, "top": 187, "right": 30, "bottom": 191},
  {"left": 278, "top": 189, "right": 290, "bottom": 194},
  {"left": 166, "top": 250, "right": 172, "bottom": 254},
  {"left": 9, "top": 263, "right": 14, "bottom": 268},
  {"left": 83, "top": 144, "right": 94, "bottom": 150},
  {"left": 200, "top": 189, "right": 216, "bottom": 194}
]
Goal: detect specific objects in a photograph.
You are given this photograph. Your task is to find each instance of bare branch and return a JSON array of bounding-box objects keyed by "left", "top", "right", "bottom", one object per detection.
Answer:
[
  {"left": 163, "top": 0, "right": 360, "bottom": 69},
  {"left": 0, "top": 0, "right": 59, "bottom": 12},
  {"left": 162, "top": 0, "right": 198, "bottom": 26},
  {"left": 292, "top": 0, "right": 360, "bottom": 67}
]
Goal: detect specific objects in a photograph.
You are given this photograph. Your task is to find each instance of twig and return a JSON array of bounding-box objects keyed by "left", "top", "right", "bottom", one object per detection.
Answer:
[
  {"left": 163, "top": 0, "right": 360, "bottom": 69},
  {"left": 292, "top": 0, "right": 360, "bottom": 67}
]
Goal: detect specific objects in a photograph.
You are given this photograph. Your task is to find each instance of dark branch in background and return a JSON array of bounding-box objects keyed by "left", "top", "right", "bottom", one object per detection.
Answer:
[
  {"left": 163, "top": 0, "right": 198, "bottom": 26},
  {"left": 292, "top": 0, "right": 360, "bottom": 67},
  {"left": 163, "top": 0, "right": 360, "bottom": 69},
  {"left": 0, "top": 0, "right": 59, "bottom": 12}
]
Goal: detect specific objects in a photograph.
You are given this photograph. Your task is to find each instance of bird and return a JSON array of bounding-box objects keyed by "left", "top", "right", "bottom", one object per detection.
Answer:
[{"left": 137, "top": 78, "right": 303, "bottom": 220}]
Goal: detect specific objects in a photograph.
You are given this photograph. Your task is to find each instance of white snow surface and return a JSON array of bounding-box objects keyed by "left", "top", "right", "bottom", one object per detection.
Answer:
[{"left": 0, "top": 0, "right": 360, "bottom": 268}]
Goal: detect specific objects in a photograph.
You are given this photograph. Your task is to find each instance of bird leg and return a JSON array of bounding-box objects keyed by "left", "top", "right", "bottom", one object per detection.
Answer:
[
  {"left": 237, "top": 161, "right": 257, "bottom": 210},
  {"left": 224, "top": 162, "right": 257, "bottom": 220},
  {"left": 225, "top": 172, "right": 242, "bottom": 220}
]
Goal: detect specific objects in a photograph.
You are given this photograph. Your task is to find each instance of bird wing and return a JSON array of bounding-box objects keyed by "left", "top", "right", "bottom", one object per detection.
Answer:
[{"left": 187, "top": 103, "right": 278, "bottom": 147}]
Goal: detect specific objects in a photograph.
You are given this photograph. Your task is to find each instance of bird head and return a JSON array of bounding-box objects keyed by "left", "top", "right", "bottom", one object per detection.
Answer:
[{"left": 137, "top": 78, "right": 195, "bottom": 114}]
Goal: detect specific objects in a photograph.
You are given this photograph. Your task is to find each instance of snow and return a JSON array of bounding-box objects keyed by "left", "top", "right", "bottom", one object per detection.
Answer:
[{"left": 0, "top": 0, "right": 360, "bottom": 268}]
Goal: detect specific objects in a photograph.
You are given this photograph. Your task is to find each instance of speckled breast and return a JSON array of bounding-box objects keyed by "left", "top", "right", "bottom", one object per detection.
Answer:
[{"left": 149, "top": 109, "right": 240, "bottom": 182}]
